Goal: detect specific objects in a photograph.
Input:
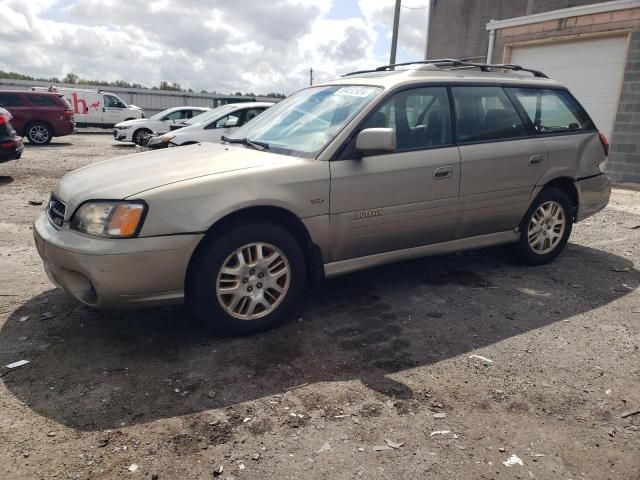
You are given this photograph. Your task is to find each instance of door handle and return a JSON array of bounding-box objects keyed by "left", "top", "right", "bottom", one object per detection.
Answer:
[
  {"left": 528, "top": 154, "right": 544, "bottom": 165},
  {"left": 433, "top": 166, "right": 453, "bottom": 179}
]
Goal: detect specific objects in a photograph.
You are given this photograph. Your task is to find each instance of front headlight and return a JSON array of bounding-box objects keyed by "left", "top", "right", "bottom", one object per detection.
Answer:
[{"left": 70, "top": 201, "right": 147, "bottom": 238}]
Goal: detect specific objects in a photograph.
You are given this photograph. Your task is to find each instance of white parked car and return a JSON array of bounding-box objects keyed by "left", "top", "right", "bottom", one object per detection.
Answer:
[
  {"left": 154, "top": 102, "right": 273, "bottom": 148},
  {"left": 113, "top": 106, "right": 209, "bottom": 144},
  {"left": 32, "top": 86, "right": 144, "bottom": 127}
]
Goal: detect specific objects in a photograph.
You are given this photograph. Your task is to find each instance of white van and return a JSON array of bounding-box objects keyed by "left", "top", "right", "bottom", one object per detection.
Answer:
[{"left": 31, "top": 87, "right": 144, "bottom": 127}]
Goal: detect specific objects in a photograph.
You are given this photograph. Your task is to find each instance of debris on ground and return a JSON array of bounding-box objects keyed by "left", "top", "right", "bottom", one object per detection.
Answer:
[
  {"left": 28, "top": 200, "right": 43, "bottom": 206},
  {"left": 6, "top": 360, "right": 29, "bottom": 369},
  {"left": 432, "top": 412, "right": 447, "bottom": 419},
  {"left": 212, "top": 465, "right": 224, "bottom": 476},
  {"left": 430, "top": 430, "right": 450, "bottom": 437},
  {"left": 611, "top": 267, "right": 631, "bottom": 272},
  {"left": 40, "top": 311, "right": 55, "bottom": 320},
  {"left": 502, "top": 454, "right": 523, "bottom": 467},
  {"left": 372, "top": 445, "right": 393, "bottom": 451},
  {"left": 46, "top": 431, "right": 56, "bottom": 437},
  {"left": 316, "top": 442, "right": 331, "bottom": 453},
  {"left": 251, "top": 453, "right": 260, "bottom": 460},
  {"left": 384, "top": 439, "right": 404, "bottom": 449},
  {"left": 97, "top": 437, "right": 109, "bottom": 448},
  {"left": 128, "top": 464, "right": 139, "bottom": 472},
  {"left": 18, "top": 316, "right": 29, "bottom": 322},
  {"left": 622, "top": 220, "right": 640, "bottom": 229},
  {"left": 468, "top": 354, "right": 493, "bottom": 364},
  {"left": 620, "top": 409, "right": 640, "bottom": 418}
]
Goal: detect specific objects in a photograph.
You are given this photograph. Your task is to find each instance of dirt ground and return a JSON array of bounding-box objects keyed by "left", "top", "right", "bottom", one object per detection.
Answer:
[{"left": 0, "top": 133, "right": 638, "bottom": 480}]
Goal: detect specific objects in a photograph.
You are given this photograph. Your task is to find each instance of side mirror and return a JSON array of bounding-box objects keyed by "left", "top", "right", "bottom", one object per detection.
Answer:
[{"left": 355, "top": 128, "right": 396, "bottom": 156}]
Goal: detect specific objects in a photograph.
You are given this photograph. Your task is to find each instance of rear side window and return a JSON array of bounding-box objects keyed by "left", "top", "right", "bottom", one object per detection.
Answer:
[
  {"left": 362, "top": 86, "right": 452, "bottom": 151},
  {"left": 452, "top": 86, "right": 527, "bottom": 143},
  {"left": 507, "top": 88, "right": 592, "bottom": 133},
  {"left": 28, "top": 95, "right": 60, "bottom": 107},
  {"left": 0, "top": 93, "right": 24, "bottom": 107}
]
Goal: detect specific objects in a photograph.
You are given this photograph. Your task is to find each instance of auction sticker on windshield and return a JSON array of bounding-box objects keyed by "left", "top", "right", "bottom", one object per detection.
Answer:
[{"left": 335, "top": 86, "right": 378, "bottom": 97}]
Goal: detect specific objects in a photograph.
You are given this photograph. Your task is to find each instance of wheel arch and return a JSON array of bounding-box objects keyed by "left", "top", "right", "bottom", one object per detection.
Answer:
[
  {"left": 185, "top": 205, "right": 324, "bottom": 295},
  {"left": 542, "top": 177, "right": 579, "bottom": 221}
]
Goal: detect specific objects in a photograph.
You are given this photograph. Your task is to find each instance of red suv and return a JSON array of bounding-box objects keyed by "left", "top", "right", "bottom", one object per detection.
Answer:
[{"left": 0, "top": 91, "right": 75, "bottom": 145}]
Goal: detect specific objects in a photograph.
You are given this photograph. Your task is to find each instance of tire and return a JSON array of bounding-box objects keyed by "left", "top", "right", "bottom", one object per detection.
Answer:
[
  {"left": 26, "top": 122, "right": 53, "bottom": 145},
  {"left": 516, "top": 187, "right": 573, "bottom": 265},
  {"left": 188, "top": 222, "right": 306, "bottom": 335},
  {"left": 132, "top": 128, "right": 151, "bottom": 145}
]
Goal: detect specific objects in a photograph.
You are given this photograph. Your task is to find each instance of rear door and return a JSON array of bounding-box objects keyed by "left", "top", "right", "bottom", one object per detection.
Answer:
[
  {"left": 329, "top": 86, "right": 461, "bottom": 261},
  {"left": 453, "top": 85, "right": 547, "bottom": 239},
  {"left": 0, "top": 92, "right": 28, "bottom": 135}
]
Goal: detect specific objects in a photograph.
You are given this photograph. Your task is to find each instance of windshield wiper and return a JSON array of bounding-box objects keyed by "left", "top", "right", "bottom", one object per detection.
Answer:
[{"left": 221, "top": 136, "right": 269, "bottom": 151}]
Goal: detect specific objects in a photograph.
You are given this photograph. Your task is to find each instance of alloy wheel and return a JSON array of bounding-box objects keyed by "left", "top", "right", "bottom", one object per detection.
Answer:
[
  {"left": 527, "top": 200, "right": 566, "bottom": 255},
  {"left": 29, "top": 125, "right": 49, "bottom": 144},
  {"left": 216, "top": 242, "right": 291, "bottom": 320}
]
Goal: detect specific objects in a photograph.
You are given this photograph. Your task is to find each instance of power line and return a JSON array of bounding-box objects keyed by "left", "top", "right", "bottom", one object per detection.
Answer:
[{"left": 400, "top": 5, "right": 428, "bottom": 9}]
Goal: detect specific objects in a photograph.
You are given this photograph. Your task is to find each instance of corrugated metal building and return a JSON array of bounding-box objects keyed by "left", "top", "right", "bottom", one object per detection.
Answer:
[
  {"left": 427, "top": 0, "right": 640, "bottom": 183},
  {"left": 0, "top": 78, "right": 281, "bottom": 117}
]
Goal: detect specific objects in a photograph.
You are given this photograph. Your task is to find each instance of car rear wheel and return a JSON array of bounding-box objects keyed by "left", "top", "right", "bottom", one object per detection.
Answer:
[
  {"left": 516, "top": 188, "right": 573, "bottom": 265},
  {"left": 133, "top": 128, "right": 151, "bottom": 145},
  {"left": 26, "top": 122, "right": 52, "bottom": 145},
  {"left": 188, "top": 223, "right": 306, "bottom": 335}
]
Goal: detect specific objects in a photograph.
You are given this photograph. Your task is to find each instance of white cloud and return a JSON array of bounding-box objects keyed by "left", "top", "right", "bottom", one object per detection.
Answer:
[{"left": 0, "top": 0, "right": 429, "bottom": 94}]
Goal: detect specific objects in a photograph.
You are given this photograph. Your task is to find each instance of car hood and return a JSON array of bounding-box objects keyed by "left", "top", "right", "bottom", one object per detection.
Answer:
[
  {"left": 115, "top": 118, "right": 147, "bottom": 128},
  {"left": 54, "top": 143, "right": 279, "bottom": 214}
]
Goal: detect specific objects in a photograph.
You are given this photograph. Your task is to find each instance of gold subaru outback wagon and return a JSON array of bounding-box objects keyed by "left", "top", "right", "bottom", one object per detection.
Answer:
[{"left": 34, "top": 60, "right": 611, "bottom": 335}]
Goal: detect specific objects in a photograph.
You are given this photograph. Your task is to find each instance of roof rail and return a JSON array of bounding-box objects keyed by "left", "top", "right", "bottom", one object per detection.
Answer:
[{"left": 344, "top": 59, "right": 549, "bottom": 79}]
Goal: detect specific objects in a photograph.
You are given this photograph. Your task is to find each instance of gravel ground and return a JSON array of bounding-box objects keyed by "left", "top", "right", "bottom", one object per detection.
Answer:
[{"left": 0, "top": 134, "right": 638, "bottom": 480}]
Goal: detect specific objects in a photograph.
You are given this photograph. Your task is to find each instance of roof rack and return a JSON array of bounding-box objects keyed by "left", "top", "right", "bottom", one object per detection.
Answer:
[{"left": 343, "top": 59, "right": 549, "bottom": 79}]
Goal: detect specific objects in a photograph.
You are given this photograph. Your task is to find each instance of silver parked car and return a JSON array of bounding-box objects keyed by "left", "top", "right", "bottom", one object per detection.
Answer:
[{"left": 34, "top": 60, "right": 611, "bottom": 335}]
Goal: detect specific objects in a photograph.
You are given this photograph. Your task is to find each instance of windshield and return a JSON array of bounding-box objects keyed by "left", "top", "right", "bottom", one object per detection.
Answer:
[
  {"left": 184, "top": 105, "right": 235, "bottom": 126},
  {"left": 227, "top": 85, "right": 382, "bottom": 157}
]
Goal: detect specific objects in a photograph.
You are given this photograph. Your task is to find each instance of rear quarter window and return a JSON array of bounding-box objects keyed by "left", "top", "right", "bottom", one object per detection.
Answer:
[{"left": 506, "top": 88, "right": 593, "bottom": 134}]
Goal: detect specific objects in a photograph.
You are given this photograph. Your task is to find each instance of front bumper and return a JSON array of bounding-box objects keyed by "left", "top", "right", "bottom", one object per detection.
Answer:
[
  {"left": 33, "top": 212, "right": 204, "bottom": 308},
  {"left": 113, "top": 129, "right": 131, "bottom": 142},
  {"left": 576, "top": 173, "right": 611, "bottom": 222}
]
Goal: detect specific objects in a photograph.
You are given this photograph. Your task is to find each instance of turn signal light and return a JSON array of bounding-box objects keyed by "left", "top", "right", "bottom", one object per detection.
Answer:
[{"left": 108, "top": 204, "right": 145, "bottom": 237}]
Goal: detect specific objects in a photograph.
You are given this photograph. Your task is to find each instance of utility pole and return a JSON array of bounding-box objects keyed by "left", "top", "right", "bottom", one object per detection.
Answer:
[
  {"left": 309, "top": 68, "right": 314, "bottom": 86},
  {"left": 389, "top": 0, "right": 401, "bottom": 67},
  {"left": 424, "top": 0, "right": 431, "bottom": 60}
]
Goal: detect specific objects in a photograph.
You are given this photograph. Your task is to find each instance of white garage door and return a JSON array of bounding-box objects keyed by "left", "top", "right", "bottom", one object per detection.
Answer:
[{"left": 510, "top": 36, "right": 628, "bottom": 138}]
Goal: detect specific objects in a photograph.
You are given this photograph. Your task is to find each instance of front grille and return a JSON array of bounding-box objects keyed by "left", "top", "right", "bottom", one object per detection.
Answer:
[{"left": 48, "top": 195, "right": 66, "bottom": 228}]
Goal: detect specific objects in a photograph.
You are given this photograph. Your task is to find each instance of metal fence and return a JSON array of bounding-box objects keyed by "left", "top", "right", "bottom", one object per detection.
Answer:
[{"left": 0, "top": 78, "right": 281, "bottom": 116}]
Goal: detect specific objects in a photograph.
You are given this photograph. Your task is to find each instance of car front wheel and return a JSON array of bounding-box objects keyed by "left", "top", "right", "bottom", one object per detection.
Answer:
[
  {"left": 516, "top": 188, "right": 573, "bottom": 265},
  {"left": 188, "top": 223, "right": 306, "bottom": 335}
]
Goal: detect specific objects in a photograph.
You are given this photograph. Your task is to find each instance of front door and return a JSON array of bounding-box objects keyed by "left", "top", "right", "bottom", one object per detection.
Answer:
[
  {"left": 329, "top": 86, "right": 461, "bottom": 261},
  {"left": 102, "top": 94, "right": 128, "bottom": 126},
  {"left": 451, "top": 86, "right": 548, "bottom": 238}
]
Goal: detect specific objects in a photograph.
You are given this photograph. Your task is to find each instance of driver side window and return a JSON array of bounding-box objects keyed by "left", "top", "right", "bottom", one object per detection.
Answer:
[
  {"left": 104, "top": 95, "right": 125, "bottom": 108},
  {"left": 214, "top": 114, "right": 239, "bottom": 128},
  {"left": 362, "top": 87, "right": 452, "bottom": 151}
]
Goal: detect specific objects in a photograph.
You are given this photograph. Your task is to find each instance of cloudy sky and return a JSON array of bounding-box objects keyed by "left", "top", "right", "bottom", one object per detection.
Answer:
[{"left": 0, "top": 0, "right": 429, "bottom": 95}]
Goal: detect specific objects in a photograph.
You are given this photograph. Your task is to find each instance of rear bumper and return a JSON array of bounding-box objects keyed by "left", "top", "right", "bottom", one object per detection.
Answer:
[
  {"left": 33, "top": 212, "right": 204, "bottom": 308},
  {"left": 576, "top": 173, "right": 611, "bottom": 222},
  {"left": 53, "top": 120, "right": 75, "bottom": 137}
]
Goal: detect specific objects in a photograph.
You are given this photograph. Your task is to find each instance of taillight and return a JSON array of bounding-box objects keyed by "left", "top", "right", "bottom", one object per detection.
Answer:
[
  {"left": 64, "top": 110, "right": 74, "bottom": 117},
  {"left": 0, "top": 141, "right": 18, "bottom": 148},
  {"left": 0, "top": 115, "right": 7, "bottom": 126},
  {"left": 599, "top": 132, "right": 609, "bottom": 157}
]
